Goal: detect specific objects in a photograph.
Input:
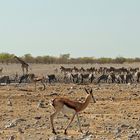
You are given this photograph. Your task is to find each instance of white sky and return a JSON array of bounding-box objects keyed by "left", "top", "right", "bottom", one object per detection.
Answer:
[{"left": 0, "top": 0, "right": 140, "bottom": 58}]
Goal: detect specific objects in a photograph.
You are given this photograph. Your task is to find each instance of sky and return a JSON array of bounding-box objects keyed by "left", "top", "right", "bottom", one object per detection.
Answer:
[{"left": 0, "top": 0, "right": 140, "bottom": 58}]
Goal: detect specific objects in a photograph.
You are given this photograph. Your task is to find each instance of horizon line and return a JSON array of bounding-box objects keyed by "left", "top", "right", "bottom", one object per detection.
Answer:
[{"left": 0, "top": 52, "right": 140, "bottom": 59}]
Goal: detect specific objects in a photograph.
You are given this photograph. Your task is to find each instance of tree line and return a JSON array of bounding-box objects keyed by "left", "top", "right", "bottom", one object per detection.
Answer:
[{"left": 0, "top": 53, "right": 140, "bottom": 64}]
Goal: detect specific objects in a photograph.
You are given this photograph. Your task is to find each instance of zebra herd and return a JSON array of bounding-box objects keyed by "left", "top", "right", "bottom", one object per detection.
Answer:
[
  {"left": 0, "top": 66, "right": 140, "bottom": 86},
  {"left": 61, "top": 66, "right": 140, "bottom": 84}
]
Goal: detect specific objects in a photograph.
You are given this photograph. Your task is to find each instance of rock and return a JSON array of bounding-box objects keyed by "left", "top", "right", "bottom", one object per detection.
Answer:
[
  {"left": 37, "top": 100, "right": 45, "bottom": 108},
  {"left": 25, "top": 124, "right": 30, "bottom": 130},
  {"left": 34, "top": 120, "right": 39, "bottom": 125},
  {"left": 49, "top": 135, "right": 72, "bottom": 140},
  {"left": 131, "top": 128, "right": 138, "bottom": 134},
  {"left": 115, "top": 138, "right": 121, "bottom": 140},
  {"left": 13, "top": 118, "right": 26, "bottom": 124},
  {"left": 129, "top": 126, "right": 134, "bottom": 129},
  {"left": 8, "top": 136, "right": 15, "bottom": 140},
  {"left": 27, "top": 92, "right": 31, "bottom": 95},
  {"left": 82, "top": 123, "right": 90, "bottom": 127},
  {"left": 79, "top": 131, "right": 95, "bottom": 140},
  {"left": 127, "top": 83, "right": 131, "bottom": 86},
  {"left": 5, "top": 122, "right": 15, "bottom": 128},
  {"left": 5, "top": 118, "right": 26, "bottom": 128},
  {"left": 110, "top": 97, "right": 115, "bottom": 101},
  {"left": 18, "top": 128, "right": 24, "bottom": 133},
  {"left": 7, "top": 100, "right": 12, "bottom": 106},
  {"left": 68, "top": 91, "right": 74, "bottom": 94},
  {"left": 105, "top": 125, "right": 113, "bottom": 132},
  {"left": 35, "top": 116, "right": 41, "bottom": 120},
  {"left": 114, "top": 127, "right": 121, "bottom": 138},
  {"left": 128, "top": 129, "right": 140, "bottom": 140},
  {"left": 120, "top": 124, "right": 130, "bottom": 129},
  {"left": 49, "top": 92, "right": 58, "bottom": 96},
  {"left": 128, "top": 133, "right": 136, "bottom": 140}
]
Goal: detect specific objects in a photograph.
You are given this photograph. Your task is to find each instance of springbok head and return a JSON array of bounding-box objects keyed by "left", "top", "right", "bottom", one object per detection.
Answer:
[{"left": 85, "top": 88, "right": 96, "bottom": 103}]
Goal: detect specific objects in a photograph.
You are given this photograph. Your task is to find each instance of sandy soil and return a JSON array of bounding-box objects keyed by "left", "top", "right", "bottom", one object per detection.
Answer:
[{"left": 0, "top": 63, "right": 140, "bottom": 140}]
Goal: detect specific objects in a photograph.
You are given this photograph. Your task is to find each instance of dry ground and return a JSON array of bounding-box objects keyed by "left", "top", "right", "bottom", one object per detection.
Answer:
[{"left": 0, "top": 63, "right": 140, "bottom": 140}]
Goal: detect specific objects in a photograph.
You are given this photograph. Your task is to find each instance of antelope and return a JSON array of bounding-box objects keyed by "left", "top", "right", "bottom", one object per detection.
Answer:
[
  {"left": 50, "top": 88, "right": 96, "bottom": 134},
  {"left": 18, "top": 73, "right": 46, "bottom": 91}
]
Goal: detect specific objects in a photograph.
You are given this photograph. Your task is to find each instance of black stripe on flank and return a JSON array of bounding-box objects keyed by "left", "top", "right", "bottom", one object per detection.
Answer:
[{"left": 63, "top": 101, "right": 77, "bottom": 110}]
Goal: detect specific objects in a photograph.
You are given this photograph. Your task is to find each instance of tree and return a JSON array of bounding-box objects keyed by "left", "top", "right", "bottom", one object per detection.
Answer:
[
  {"left": 0, "top": 53, "right": 14, "bottom": 64},
  {"left": 59, "top": 54, "right": 70, "bottom": 63},
  {"left": 115, "top": 57, "right": 126, "bottom": 64},
  {"left": 23, "top": 54, "right": 34, "bottom": 63}
]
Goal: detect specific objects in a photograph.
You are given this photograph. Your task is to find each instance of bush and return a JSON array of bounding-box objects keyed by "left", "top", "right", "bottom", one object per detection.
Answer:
[{"left": 0, "top": 53, "right": 139, "bottom": 64}]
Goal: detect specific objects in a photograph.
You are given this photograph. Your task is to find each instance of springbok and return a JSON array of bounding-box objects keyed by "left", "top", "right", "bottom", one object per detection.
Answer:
[
  {"left": 18, "top": 73, "right": 46, "bottom": 91},
  {"left": 50, "top": 88, "right": 96, "bottom": 134}
]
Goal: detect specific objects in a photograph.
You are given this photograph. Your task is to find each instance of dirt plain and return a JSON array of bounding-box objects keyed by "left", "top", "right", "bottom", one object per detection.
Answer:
[{"left": 0, "top": 63, "right": 140, "bottom": 140}]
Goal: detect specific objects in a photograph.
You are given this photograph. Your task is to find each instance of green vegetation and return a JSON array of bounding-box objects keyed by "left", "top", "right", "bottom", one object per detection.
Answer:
[
  {"left": 0, "top": 53, "right": 14, "bottom": 64},
  {"left": 0, "top": 53, "right": 139, "bottom": 64}
]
